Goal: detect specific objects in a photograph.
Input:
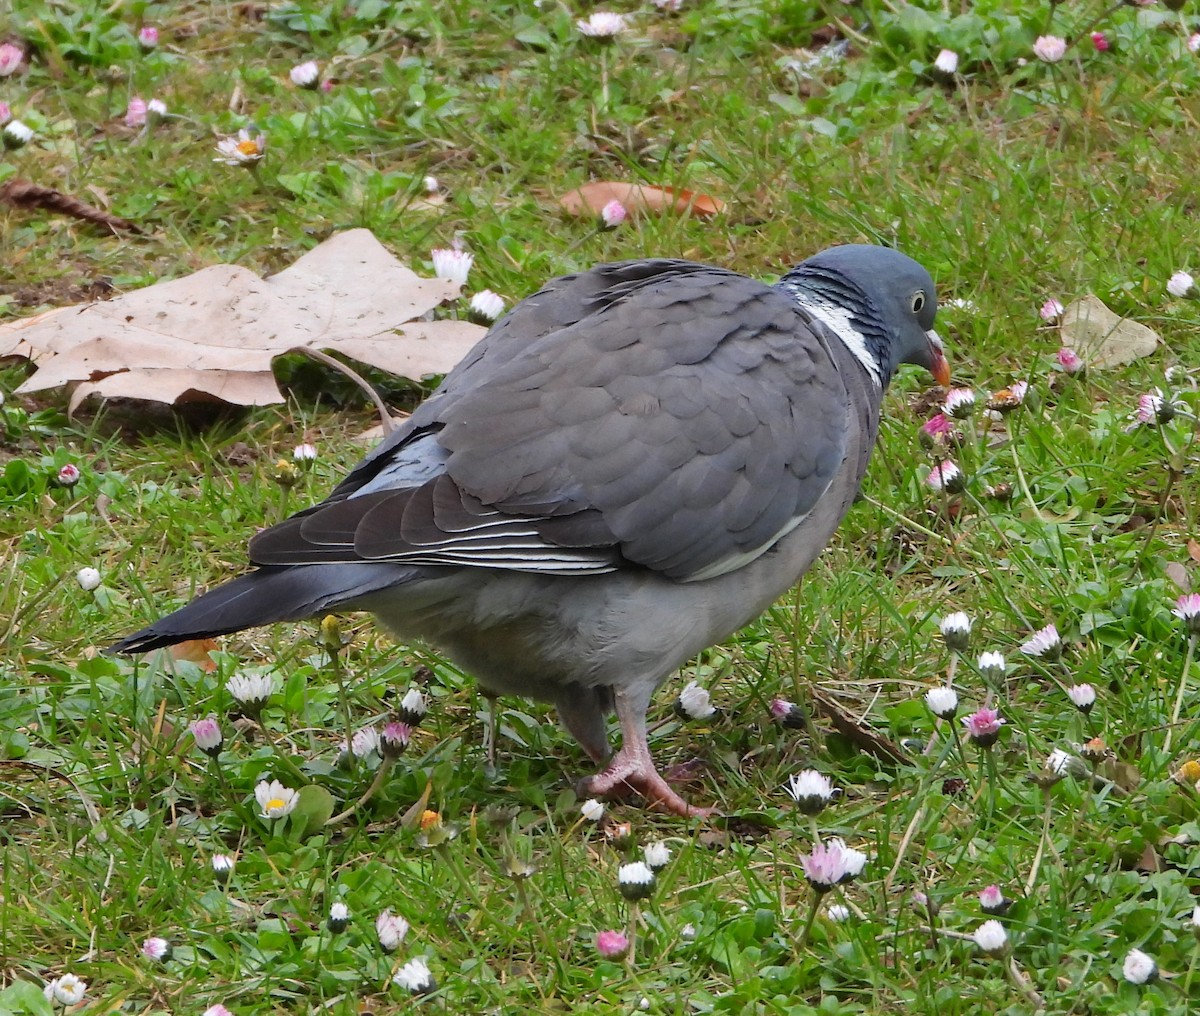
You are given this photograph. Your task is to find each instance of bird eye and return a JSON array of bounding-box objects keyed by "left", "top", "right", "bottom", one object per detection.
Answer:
[{"left": 911, "top": 292, "right": 926, "bottom": 314}]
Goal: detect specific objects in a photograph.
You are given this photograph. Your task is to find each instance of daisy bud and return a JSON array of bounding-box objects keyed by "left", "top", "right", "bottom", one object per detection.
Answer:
[
  {"left": 125, "top": 97, "right": 148, "bottom": 128},
  {"left": 226, "top": 672, "right": 274, "bottom": 713},
  {"left": 925, "top": 686, "right": 958, "bottom": 720},
  {"left": 376, "top": 909, "right": 409, "bottom": 952},
  {"left": 1172, "top": 593, "right": 1200, "bottom": 635},
  {"left": 1091, "top": 32, "right": 1109, "bottom": 52},
  {"left": 202, "top": 1007, "right": 235, "bottom": 1016},
  {"left": 976, "top": 651, "right": 1007, "bottom": 682},
  {"left": 1122, "top": 948, "right": 1157, "bottom": 984},
  {"left": 783, "top": 769, "right": 834, "bottom": 815},
  {"left": 138, "top": 26, "right": 159, "bottom": 50},
  {"left": 1040, "top": 298, "right": 1064, "bottom": 322},
  {"left": 1167, "top": 271, "right": 1196, "bottom": 299},
  {"left": 933, "top": 48, "right": 958, "bottom": 77},
  {"left": 925, "top": 460, "right": 965, "bottom": 493},
  {"left": 57, "top": 463, "right": 81, "bottom": 486},
  {"left": 146, "top": 98, "right": 167, "bottom": 125},
  {"left": 581, "top": 798, "right": 605, "bottom": 822},
  {"left": 1191, "top": 905, "right": 1200, "bottom": 942},
  {"left": 973, "top": 919, "right": 1008, "bottom": 955},
  {"left": 1032, "top": 35, "right": 1067, "bottom": 63},
  {"left": 979, "top": 885, "right": 1010, "bottom": 916},
  {"left": 328, "top": 901, "right": 350, "bottom": 933},
  {"left": 617, "top": 860, "right": 656, "bottom": 900},
  {"left": 919, "top": 413, "right": 954, "bottom": 448},
  {"left": 595, "top": 929, "right": 630, "bottom": 959},
  {"left": 423, "top": 175, "right": 440, "bottom": 193},
  {"left": 962, "top": 707, "right": 1005, "bottom": 748},
  {"left": 190, "top": 717, "right": 223, "bottom": 757},
  {"left": 600, "top": 199, "right": 627, "bottom": 228},
  {"left": 643, "top": 841, "right": 671, "bottom": 871},
  {"left": 1135, "top": 389, "right": 1175, "bottom": 426},
  {"left": 293, "top": 442, "right": 318, "bottom": 464},
  {"left": 769, "top": 696, "right": 805, "bottom": 728},
  {"left": 826, "top": 903, "right": 851, "bottom": 922},
  {"left": 675, "top": 680, "right": 716, "bottom": 720},
  {"left": 939, "top": 611, "right": 972, "bottom": 652},
  {"left": 141, "top": 936, "right": 171, "bottom": 961},
  {"left": 1, "top": 120, "right": 30, "bottom": 151},
  {"left": 1067, "top": 683, "right": 1096, "bottom": 713},
  {"left": 290, "top": 60, "right": 320, "bottom": 89},
  {"left": 0, "top": 42, "right": 24, "bottom": 77},
  {"left": 76, "top": 567, "right": 102, "bottom": 591},
  {"left": 380, "top": 720, "right": 411, "bottom": 757},
  {"left": 397, "top": 686, "right": 428, "bottom": 726},
  {"left": 943, "top": 387, "right": 976, "bottom": 419},
  {"left": 431, "top": 247, "right": 473, "bottom": 285},
  {"left": 469, "top": 289, "right": 506, "bottom": 323},
  {"left": 577, "top": 12, "right": 628, "bottom": 38},
  {"left": 1020, "top": 624, "right": 1061, "bottom": 660},
  {"left": 393, "top": 956, "right": 436, "bottom": 996},
  {"left": 211, "top": 853, "right": 235, "bottom": 882},
  {"left": 1057, "top": 347, "right": 1085, "bottom": 375}
]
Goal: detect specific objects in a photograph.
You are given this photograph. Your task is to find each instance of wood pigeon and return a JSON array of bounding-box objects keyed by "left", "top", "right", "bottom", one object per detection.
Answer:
[{"left": 113, "top": 245, "right": 949, "bottom": 817}]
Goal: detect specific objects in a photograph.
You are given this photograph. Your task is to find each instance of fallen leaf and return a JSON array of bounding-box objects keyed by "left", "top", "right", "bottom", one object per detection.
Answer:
[
  {"left": 559, "top": 181, "right": 725, "bottom": 220},
  {"left": 170, "top": 638, "right": 219, "bottom": 671},
  {"left": 1188, "top": 539, "right": 1200, "bottom": 565},
  {"left": 0, "top": 229, "right": 485, "bottom": 407},
  {"left": 1165, "top": 561, "right": 1191, "bottom": 594},
  {"left": 1059, "top": 294, "right": 1159, "bottom": 369}
]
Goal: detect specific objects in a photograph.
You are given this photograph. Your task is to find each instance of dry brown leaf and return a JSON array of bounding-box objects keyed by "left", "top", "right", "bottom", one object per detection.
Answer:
[
  {"left": 170, "top": 638, "right": 220, "bottom": 672},
  {"left": 1059, "top": 294, "right": 1159, "bottom": 369},
  {"left": 1188, "top": 539, "right": 1200, "bottom": 565},
  {"left": 0, "top": 229, "right": 486, "bottom": 407},
  {"left": 559, "top": 181, "right": 725, "bottom": 220}
]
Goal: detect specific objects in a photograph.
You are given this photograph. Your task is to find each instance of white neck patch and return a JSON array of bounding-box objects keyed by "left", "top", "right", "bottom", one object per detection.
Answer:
[{"left": 791, "top": 293, "right": 883, "bottom": 388}]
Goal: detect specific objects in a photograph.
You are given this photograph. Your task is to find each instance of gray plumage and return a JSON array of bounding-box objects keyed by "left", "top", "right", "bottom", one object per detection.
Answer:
[{"left": 113, "top": 245, "right": 948, "bottom": 816}]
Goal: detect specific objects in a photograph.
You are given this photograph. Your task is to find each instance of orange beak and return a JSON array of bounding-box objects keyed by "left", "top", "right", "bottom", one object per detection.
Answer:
[{"left": 927, "top": 330, "right": 951, "bottom": 387}]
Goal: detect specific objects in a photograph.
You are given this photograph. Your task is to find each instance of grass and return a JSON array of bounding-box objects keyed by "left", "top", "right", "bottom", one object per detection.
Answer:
[{"left": 3, "top": 0, "right": 1200, "bottom": 1013}]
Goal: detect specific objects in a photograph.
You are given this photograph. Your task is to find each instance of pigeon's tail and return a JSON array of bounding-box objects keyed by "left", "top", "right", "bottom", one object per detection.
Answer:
[{"left": 109, "top": 563, "right": 420, "bottom": 654}]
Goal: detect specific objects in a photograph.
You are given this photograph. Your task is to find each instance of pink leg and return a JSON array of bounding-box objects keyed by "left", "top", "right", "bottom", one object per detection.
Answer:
[{"left": 578, "top": 685, "right": 714, "bottom": 818}]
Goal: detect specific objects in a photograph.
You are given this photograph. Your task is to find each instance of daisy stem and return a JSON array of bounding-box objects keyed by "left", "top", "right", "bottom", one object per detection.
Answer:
[
  {"left": 1006, "top": 956, "right": 1045, "bottom": 1010},
  {"left": 326, "top": 756, "right": 394, "bottom": 826},
  {"left": 795, "top": 891, "right": 821, "bottom": 949},
  {"left": 209, "top": 756, "right": 257, "bottom": 829},
  {"left": 627, "top": 900, "right": 640, "bottom": 966},
  {"left": 885, "top": 735, "right": 957, "bottom": 890},
  {"left": 326, "top": 644, "right": 356, "bottom": 777},
  {"left": 1024, "top": 787, "right": 1055, "bottom": 897},
  {"left": 514, "top": 877, "right": 563, "bottom": 974},
  {"left": 1164, "top": 633, "right": 1196, "bottom": 755},
  {"left": 1010, "top": 442, "right": 1047, "bottom": 524},
  {"left": 256, "top": 720, "right": 311, "bottom": 788},
  {"left": 1184, "top": 948, "right": 1198, "bottom": 996}
]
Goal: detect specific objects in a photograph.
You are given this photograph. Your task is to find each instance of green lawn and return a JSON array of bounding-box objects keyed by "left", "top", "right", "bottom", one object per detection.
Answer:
[{"left": 2, "top": 1, "right": 1200, "bottom": 1013}]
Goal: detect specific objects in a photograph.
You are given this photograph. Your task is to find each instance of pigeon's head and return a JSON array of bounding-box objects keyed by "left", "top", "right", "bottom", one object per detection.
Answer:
[{"left": 780, "top": 245, "right": 950, "bottom": 388}]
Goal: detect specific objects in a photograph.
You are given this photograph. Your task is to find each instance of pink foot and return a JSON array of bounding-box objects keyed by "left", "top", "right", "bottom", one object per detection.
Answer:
[{"left": 579, "top": 756, "right": 715, "bottom": 818}]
